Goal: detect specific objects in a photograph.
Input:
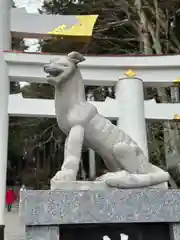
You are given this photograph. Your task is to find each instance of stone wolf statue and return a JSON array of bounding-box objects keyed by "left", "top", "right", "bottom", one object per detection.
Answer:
[{"left": 44, "top": 51, "right": 169, "bottom": 188}]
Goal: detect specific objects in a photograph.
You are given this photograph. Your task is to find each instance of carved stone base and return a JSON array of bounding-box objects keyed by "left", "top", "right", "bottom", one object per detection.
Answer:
[
  {"left": 20, "top": 188, "right": 180, "bottom": 240},
  {"left": 51, "top": 179, "right": 168, "bottom": 190},
  {"left": 51, "top": 179, "right": 107, "bottom": 190}
]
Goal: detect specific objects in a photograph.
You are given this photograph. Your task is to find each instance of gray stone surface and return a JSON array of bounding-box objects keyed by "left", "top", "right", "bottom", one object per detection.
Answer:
[
  {"left": 26, "top": 226, "right": 59, "bottom": 240},
  {"left": 5, "top": 205, "right": 25, "bottom": 240},
  {"left": 51, "top": 180, "right": 167, "bottom": 191},
  {"left": 20, "top": 189, "right": 180, "bottom": 225},
  {"left": 51, "top": 180, "right": 108, "bottom": 190}
]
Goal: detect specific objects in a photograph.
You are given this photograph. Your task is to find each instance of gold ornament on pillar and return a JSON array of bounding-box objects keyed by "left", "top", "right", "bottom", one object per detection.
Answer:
[
  {"left": 124, "top": 69, "right": 136, "bottom": 78},
  {"left": 173, "top": 77, "right": 180, "bottom": 86},
  {"left": 173, "top": 114, "right": 180, "bottom": 120}
]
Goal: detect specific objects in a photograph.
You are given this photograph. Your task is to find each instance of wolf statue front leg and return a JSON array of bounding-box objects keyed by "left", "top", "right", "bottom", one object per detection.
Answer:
[
  {"left": 51, "top": 102, "right": 97, "bottom": 187},
  {"left": 51, "top": 125, "right": 84, "bottom": 184}
]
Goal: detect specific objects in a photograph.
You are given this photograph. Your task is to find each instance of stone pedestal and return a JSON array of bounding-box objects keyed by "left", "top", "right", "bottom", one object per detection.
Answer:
[{"left": 19, "top": 183, "right": 180, "bottom": 240}]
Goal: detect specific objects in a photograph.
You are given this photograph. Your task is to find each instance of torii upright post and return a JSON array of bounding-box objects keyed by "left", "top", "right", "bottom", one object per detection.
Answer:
[
  {"left": 0, "top": 0, "right": 11, "bottom": 238},
  {"left": 116, "top": 70, "right": 149, "bottom": 159}
]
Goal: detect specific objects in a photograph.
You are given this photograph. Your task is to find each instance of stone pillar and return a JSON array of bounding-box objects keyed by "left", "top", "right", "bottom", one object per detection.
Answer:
[
  {"left": 164, "top": 87, "right": 180, "bottom": 170},
  {"left": 116, "top": 70, "right": 148, "bottom": 159},
  {"left": 0, "top": 0, "right": 11, "bottom": 238},
  {"left": 88, "top": 149, "right": 96, "bottom": 179}
]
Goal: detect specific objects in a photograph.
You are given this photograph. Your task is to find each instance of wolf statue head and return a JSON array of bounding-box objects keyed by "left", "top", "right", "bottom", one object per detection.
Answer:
[{"left": 44, "top": 51, "right": 85, "bottom": 86}]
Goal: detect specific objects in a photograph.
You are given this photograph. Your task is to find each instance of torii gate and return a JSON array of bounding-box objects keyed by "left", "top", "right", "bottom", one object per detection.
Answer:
[{"left": 1, "top": 0, "right": 180, "bottom": 238}]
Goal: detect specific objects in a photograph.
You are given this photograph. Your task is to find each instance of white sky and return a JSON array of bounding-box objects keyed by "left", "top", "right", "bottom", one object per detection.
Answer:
[{"left": 14, "top": 0, "right": 42, "bottom": 13}]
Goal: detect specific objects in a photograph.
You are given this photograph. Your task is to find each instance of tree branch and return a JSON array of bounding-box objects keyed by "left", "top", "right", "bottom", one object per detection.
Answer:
[
  {"left": 154, "top": 0, "right": 160, "bottom": 40},
  {"left": 134, "top": 0, "right": 153, "bottom": 54}
]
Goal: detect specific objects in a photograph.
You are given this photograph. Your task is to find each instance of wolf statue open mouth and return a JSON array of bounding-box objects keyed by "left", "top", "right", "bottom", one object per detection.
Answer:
[{"left": 44, "top": 63, "right": 66, "bottom": 77}]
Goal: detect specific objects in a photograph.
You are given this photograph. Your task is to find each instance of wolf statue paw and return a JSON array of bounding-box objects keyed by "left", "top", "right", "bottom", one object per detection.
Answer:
[
  {"left": 53, "top": 169, "right": 76, "bottom": 182},
  {"left": 97, "top": 170, "right": 169, "bottom": 188}
]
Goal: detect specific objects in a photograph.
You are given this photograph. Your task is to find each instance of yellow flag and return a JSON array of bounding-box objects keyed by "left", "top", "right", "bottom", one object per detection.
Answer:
[{"left": 48, "top": 15, "right": 98, "bottom": 37}]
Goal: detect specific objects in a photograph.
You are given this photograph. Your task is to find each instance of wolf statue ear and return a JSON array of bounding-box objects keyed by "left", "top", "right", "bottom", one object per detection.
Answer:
[{"left": 68, "top": 51, "right": 85, "bottom": 64}]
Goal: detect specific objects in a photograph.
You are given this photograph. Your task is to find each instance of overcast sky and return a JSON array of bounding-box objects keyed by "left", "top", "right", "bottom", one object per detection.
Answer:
[{"left": 14, "top": 0, "right": 42, "bottom": 13}]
